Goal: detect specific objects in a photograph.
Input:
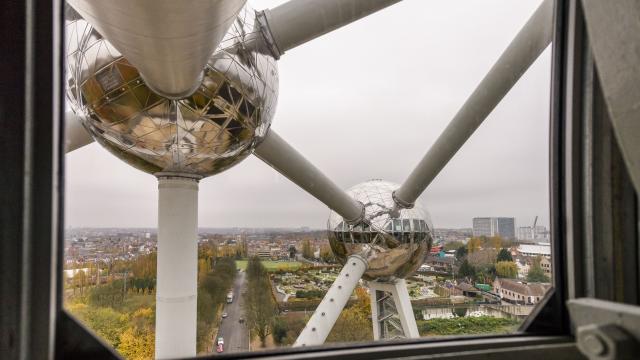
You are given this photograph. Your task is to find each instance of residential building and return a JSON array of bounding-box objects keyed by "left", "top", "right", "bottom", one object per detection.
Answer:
[
  {"left": 424, "top": 255, "right": 456, "bottom": 273},
  {"left": 540, "top": 257, "right": 552, "bottom": 276},
  {"left": 493, "top": 278, "right": 551, "bottom": 305}
]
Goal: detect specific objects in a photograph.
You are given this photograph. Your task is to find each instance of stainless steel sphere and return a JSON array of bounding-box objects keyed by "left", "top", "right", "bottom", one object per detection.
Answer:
[
  {"left": 65, "top": 5, "right": 278, "bottom": 177},
  {"left": 328, "top": 180, "right": 433, "bottom": 281}
]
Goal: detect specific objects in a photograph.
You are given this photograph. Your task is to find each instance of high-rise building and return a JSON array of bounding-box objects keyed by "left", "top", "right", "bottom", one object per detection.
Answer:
[
  {"left": 472, "top": 217, "right": 493, "bottom": 237},
  {"left": 518, "top": 225, "right": 550, "bottom": 242},
  {"left": 472, "top": 217, "right": 516, "bottom": 239}
]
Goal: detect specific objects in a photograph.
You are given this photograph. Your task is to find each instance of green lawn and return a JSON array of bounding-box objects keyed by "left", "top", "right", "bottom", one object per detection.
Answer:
[{"left": 235, "top": 260, "right": 303, "bottom": 272}]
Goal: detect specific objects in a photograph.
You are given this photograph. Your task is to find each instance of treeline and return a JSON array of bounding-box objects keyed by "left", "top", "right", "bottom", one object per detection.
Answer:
[
  {"left": 294, "top": 289, "right": 324, "bottom": 299},
  {"left": 417, "top": 316, "right": 518, "bottom": 336},
  {"left": 301, "top": 239, "right": 336, "bottom": 263},
  {"left": 451, "top": 236, "right": 550, "bottom": 284},
  {"left": 66, "top": 250, "right": 239, "bottom": 359},
  {"left": 244, "top": 257, "right": 278, "bottom": 347}
]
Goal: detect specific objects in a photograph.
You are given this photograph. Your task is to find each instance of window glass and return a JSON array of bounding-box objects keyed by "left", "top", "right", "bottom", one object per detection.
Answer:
[{"left": 63, "top": 0, "right": 553, "bottom": 358}]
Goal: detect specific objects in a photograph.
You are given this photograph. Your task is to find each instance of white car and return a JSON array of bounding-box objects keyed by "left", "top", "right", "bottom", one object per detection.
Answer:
[
  {"left": 217, "top": 337, "right": 224, "bottom": 346},
  {"left": 222, "top": 312, "right": 228, "bottom": 318}
]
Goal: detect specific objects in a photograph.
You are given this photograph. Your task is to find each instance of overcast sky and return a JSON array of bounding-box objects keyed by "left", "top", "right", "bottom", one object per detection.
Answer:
[{"left": 65, "top": 0, "right": 550, "bottom": 230}]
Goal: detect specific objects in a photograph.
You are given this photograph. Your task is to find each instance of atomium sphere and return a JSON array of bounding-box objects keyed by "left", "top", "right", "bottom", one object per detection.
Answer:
[
  {"left": 328, "top": 180, "right": 433, "bottom": 281},
  {"left": 64, "top": 5, "right": 278, "bottom": 177}
]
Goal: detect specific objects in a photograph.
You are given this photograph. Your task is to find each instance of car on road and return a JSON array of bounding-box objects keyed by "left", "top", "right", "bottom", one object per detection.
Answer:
[
  {"left": 238, "top": 317, "right": 244, "bottom": 324},
  {"left": 222, "top": 312, "right": 228, "bottom": 318},
  {"left": 217, "top": 337, "right": 224, "bottom": 346},
  {"left": 216, "top": 344, "right": 224, "bottom": 353}
]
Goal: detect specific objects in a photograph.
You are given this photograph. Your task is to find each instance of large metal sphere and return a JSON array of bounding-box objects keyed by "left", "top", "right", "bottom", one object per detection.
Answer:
[
  {"left": 65, "top": 5, "right": 278, "bottom": 177},
  {"left": 328, "top": 180, "right": 433, "bottom": 281}
]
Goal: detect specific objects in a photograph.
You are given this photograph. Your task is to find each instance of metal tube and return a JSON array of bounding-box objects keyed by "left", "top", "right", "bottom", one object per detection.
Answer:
[
  {"left": 64, "top": 111, "right": 93, "bottom": 153},
  {"left": 254, "top": 130, "right": 364, "bottom": 223},
  {"left": 67, "top": 0, "right": 245, "bottom": 98},
  {"left": 393, "top": 0, "right": 553, "bottom": 208},
  {"left": 293, "top": 255, "right": 367, "bottom": 347},
  {"left": 155, "top": 175, "right": 200, "bottom": 359},
  {"left": 256, "top": 0, "right": 401, "bottom": 57}
]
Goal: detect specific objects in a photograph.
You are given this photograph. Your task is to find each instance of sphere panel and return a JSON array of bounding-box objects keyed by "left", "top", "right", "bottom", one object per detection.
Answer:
[
  {"left": 328, "top": 180, "right": 433, "bottom": 281},
  {"left": 65, "top": 5, "right": 278, "bottom": 177}
]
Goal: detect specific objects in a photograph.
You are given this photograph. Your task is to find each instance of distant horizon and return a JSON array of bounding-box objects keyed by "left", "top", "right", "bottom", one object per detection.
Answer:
[{"left": 64, "top": 225, "right": 552, "bottom": 231}]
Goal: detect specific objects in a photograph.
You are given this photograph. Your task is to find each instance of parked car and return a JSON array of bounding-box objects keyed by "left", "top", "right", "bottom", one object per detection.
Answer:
[
  {"left": 238, "top": 317, "right": 244, "bottom": 324},
  {"left": 222, "top": 312, "right": 228, "bottom": 318},
  {"left": 216, "top": 344, "right": 224, "bottom": 353},
  {"left": 217, "top": 337, "right": 224, "bottom": 346}
]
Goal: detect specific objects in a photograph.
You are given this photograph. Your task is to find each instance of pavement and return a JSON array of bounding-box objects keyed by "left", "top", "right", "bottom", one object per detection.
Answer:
[{"left": 216, "top": 270, "right": 249, "bottom": 354}]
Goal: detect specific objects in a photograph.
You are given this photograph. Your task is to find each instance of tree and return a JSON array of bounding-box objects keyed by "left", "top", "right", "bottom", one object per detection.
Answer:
[
  {"left": 117, "top": 325, "right": 154, "bottom": 359},
  {"left": 319, "top": 244, "right": 335, "bottom": 263},
  {"left": 467, "top": 237, "right": 482, "bottom": 253},
  {"left": 495, "top": 261, "right": 518, "bottom": 278},
  {"left": 272, "top": 317, "right": 288, "bottom": 345},
  {"left": 73, "top": 270, "right": 87, "bottom": 295},
  {"left": 458, "top": 259, "right": 476, "bottom": 279},
  {"left": 326, "top": 306, "right": 373, "bottom": 343},
  {"left": 444, "top": 241, "right": 465, "bottom": 251},
  {"left": 455, "top": 245, "right": 468, "bottom": 260},
  {"left": 489, "top": 236, "right": 503, "bottom": 250},
  {"left": 245, "top": 258, "right": 276, "bottom": 347},
  {"left": 69, "top": 305, "right": 128, "bottom": 348},
  {"left": 302, "top": 239, "right": 313, "bottom": 259},
  {"left": 527, "top": 257, "right": 550, "bottom": 282},
  {"left": 496, "top": 248, "right": 513, "bottom": 262},
  {"left": 467, "top": 249, "right": 498, "bottom": 268}
]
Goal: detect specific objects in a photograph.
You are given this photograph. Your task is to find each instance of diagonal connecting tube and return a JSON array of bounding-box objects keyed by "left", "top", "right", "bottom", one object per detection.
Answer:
[
  {"left": 293, "top": 255, "right": 368, "bottom": 347},
  {"left": 249, "top": 0, "right": 402, "bottom": 58},
  {"left": 393, "top": 0, "right": 554, "bottom": 209},
  {"left": 65, "top": 111, "right": 94, "bottom": 153},
  {"left": 254, "top": 130, "right": 365, "bottom": 224}
]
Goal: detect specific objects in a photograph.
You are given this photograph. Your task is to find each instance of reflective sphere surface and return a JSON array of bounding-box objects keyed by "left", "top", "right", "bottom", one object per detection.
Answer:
[
  {"left": 328, "top": 180, "right": 433, "bottom": 281},
  {"left": 65, "top": 5, "right": 278, "bottom": 177}
]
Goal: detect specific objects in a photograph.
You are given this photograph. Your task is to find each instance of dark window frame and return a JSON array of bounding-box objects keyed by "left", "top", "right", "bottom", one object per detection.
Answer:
[{"left": 2, "top": 0, "right": 602, "bottom": 358}]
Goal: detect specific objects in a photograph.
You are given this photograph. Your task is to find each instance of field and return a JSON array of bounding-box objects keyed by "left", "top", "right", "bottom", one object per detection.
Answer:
[{"left": 235, "top": 260, "right": 303, "bottom": 272}]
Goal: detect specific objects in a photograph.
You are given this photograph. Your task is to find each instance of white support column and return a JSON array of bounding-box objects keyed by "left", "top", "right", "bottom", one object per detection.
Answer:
[
  {"left": 391, "top": 279, "right": 419, "bottom": 338},
  {"left": 369, "top": 279, "right": 419, "bottom": 340},
  {"left": 155, "top": 174, "right": 200, "bottom": 359},
  {"left": 369, "top": 288, "right": 382, "bottom": 340},
  {"left": 293, "top": 255, "right": 367, "bottom": 347}
]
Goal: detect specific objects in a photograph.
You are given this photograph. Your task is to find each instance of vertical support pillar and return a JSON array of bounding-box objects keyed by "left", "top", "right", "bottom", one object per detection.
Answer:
[
  {"left": 155, "top": 173, "right": 200, "bottom": 359},
  {"left": 391, "top": 279, "right": 419, "bottom": 338},
  {"left": 369, "top": 279, "right": 419, "bottom": 340},
  {"left": 293, "top": 255, "right": 367, "bottom": 347},
  {"left": 370, "top": 289, "right": 381, "bottom": 340}
]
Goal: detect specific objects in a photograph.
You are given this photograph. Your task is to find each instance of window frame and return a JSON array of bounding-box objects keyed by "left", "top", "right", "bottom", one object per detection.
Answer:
[{"left": 1, "top": 0, "right": 599, "bottom": 358}]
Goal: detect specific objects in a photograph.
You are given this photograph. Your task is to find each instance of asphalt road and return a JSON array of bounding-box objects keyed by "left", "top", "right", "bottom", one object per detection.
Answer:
[{"left": 216, "top": 270, "right": 249, "bottom": 354}]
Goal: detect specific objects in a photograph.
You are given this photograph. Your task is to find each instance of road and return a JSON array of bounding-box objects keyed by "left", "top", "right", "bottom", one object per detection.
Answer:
[{"left": 216, "top": 270, "right": 249, "bottom": 354}]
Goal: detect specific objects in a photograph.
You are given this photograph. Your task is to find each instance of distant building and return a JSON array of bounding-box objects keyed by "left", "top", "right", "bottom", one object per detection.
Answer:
[
  {"left": 517, "top": 225, "right": 550, "bottom": 242},
  {"left": 493, "top": 278, "right": 550, "bottom": 305},
  {"left": 472, "top": 217, "right": 516, "bottom": 239},
  {"left": 516, "top": 244, "right": 551, "bottom": 258},
  {"left": 540, "top": 257, "right": 552, "bottom": 276},
  {"left": 424, "top": 255, "right": 456, "bottom": 273}
]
